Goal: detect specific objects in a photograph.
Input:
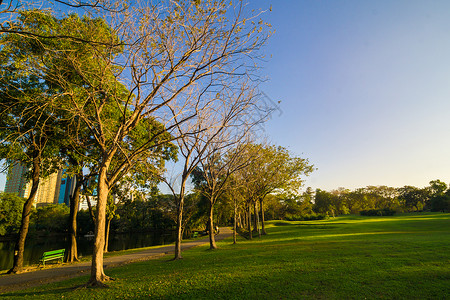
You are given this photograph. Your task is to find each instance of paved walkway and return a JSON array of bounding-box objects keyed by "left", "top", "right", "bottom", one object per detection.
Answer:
[{"left": 0, "top": 227, "right": 233, "bottom": 293}]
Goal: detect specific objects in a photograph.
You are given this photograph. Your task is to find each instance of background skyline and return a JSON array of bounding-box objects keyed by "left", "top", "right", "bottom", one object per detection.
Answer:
[{"left": 1, "top": 0, "right": 450, "bottom": 192}]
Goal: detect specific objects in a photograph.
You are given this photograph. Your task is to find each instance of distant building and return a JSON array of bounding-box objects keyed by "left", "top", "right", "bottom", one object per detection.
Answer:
[
  {"left": 57, "top": 169, "right": 76, "bottom": 206},
  {"left": 4, "top": 163, "right": 28, "bottom": 197},
  {"left": 25, "top": 170, "right": 62, "bottom": 207},
  {"left": 4, "top": 163, "right": 76, "bottom": 207},
  {"left": 79, "top": 195, "right": 97, "bottom": 211}
]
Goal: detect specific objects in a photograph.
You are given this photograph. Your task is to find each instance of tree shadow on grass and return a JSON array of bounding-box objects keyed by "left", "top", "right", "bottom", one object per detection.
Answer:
[
  {"left": 0, "top": 284, "right": 87, "bottom": 298},
  {"left": 272, "top": 222, "right": 341, "bottom": 230}
]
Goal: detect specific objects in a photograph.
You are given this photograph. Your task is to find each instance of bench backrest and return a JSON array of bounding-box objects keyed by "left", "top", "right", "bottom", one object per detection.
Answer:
[{"left": 42, "top": 249, "right": 65, "bottom": 258}]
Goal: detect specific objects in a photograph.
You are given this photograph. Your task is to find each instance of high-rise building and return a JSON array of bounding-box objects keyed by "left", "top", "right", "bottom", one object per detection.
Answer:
[
  {"left": 57, "top": 169, "right": 76, "bottom": 206},
  {"left": 23, "top": 170, "right": 61, "bottom": 206},
  {"left": 4, "top": 163, "right": 28, "bottom": 197},
  {"left": 4, "top": 163, "right": 74, "bottom": 207}
]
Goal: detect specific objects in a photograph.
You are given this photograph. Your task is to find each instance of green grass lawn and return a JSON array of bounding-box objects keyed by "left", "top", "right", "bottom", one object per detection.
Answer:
[{"left": 3, "top": 213, "right": 450, "bottom": 299}]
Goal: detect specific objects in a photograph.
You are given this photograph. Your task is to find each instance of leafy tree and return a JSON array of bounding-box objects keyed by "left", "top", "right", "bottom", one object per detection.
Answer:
[
  {"left": 114, "top": 197, "right": 175, "bottom": 232},
  {"left": 224, "top": 173, "right": 247, "bottom": 243},
  {"left": 398, "top": 186, "right": 428, "bottom": 212},
  {"left": 314, "top": 189, "right": 333, "bottom": 214},
  {"left": 0, "top": 12, "right": 66, "bottom": 273},
  {"left": 0, "top": 0, "right": 124, "bottom": 39},
  {"left": 428, "top": 180, "right": 447, "bottom": 195},
  {"left": 428, "top": 180, "right": 450, "bottom": 212},
  {"left": 236, "top": 144, "right": 314, "bottom": 235},
  {"left": 192, "top": 140, "right": 259, "bottom": 249},
  {"left": 32, "top": 204, "right": 70, "bottom": 233},
  {"left": 0, "top": 193, "right": 26, "bottom": 235}
]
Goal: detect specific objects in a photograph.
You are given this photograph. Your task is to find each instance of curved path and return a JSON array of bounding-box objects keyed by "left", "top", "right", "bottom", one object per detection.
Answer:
[{"left": 0, "top": 227, "right": 233, "bottom": 293}]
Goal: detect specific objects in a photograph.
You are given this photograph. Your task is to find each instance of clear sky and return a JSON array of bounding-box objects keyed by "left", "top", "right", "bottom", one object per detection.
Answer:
[
  {"left": 1, "top": 0, "right": 450, "bottom": 192},
  {"left": 256, "top": 0, "right": 450, "bottom": 191}
]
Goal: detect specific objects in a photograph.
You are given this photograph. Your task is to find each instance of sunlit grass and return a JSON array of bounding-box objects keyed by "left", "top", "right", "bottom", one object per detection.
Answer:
[{"left": 2, "top": 212, "right": 450, "bottom": 299}]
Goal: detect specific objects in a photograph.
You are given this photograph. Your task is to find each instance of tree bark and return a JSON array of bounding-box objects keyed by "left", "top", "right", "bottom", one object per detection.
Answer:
[
  {"left": 207, "top": 200, "right": 217, "bottom": 249},
  {"left": 247, "top": 203, "right": 252, "bottom": 240},
  {"left": 66, "top": 175, "right": 82, "bottom": 262},
  {"left": 86, "top": 194, "right": 96, "bottom": 224},
  {"left": 253, "top": 201, "right": 258, "bottom": 233},
  {"left": 254, "top": 201, "right": 261, "bottom": 238},
  {"left": 8, "top": 154, "right": 40, "bottom": 274},
  {"left": 233, "top": 199, "right": 237, "bottom": 244},
  {"left": 259, "top": 198, "right": 267, "bottom": 235},
  {"left": 87, "top": 163, "right": 110, "bottom": 286},
  {"left": 104, "top": 217, "right": 111, "bottom": 253},
  {"left": 174, "top": 193, "right": 184, "bottom": 260}
]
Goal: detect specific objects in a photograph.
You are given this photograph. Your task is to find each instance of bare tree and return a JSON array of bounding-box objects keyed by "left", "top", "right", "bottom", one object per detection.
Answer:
[
  {"left": 160, "top": 83, "right": 258, "bottom": 258},
  {"left": 84, "top": 0, "right": 270, "bottom": 284}
]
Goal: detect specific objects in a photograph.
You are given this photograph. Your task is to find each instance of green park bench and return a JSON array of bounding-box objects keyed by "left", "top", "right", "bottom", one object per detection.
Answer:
[
  {"left": 39, "top": 249, "right": 65, "bottom": 266},
  {"left": 192, "top": 232, "right": 199, "bottom": 238}
]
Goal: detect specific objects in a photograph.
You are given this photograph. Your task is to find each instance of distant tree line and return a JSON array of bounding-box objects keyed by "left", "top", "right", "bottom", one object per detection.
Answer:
[
  {"left": 306, "top": 180, "right": 450, "bottom": 218},
  {"left": 2, "top": 178, "right": 449, "bottom": 244}
]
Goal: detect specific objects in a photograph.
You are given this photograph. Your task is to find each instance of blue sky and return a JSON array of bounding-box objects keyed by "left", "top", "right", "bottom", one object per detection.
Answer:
[
  {"left": 1, "top": 0, "right": 450, "bottom": 192},
  {"left": 254, "top": 0, "right": 450, "bottom": 190}
]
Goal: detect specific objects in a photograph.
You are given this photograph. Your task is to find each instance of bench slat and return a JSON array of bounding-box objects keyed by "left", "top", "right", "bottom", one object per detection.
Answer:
[
  {"left": 42, "top": 249, "right": 65, "bottom": 256},
  {"left": 40, "top": 249, "right": 65, "bottom": 266}
]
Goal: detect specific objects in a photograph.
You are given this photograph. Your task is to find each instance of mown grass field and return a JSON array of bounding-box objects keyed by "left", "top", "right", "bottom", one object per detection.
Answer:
[{"left": 2, "top": 213, "right": 450, "bottom": 299}]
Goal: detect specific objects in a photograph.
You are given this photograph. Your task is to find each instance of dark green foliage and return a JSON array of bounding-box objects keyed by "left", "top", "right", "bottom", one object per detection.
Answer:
[
  {"left": 313, "top": 189, "right": 348, "bottom": 217},
  {"left": 0, "top": 193, "right": 26, "bottom": 235},
  {"left": 313, "top": 180, "right": 450, "bottom": 217},
  {"left": 76, "top": 209, "right": 95, "bottom": 236},
  {"left": 183, "top": 193, "right": 209, "bottom": 230},
  {"left": 261, "top": 192, "right": 315, "bottom": 221},
  {"left": 31, "top": 204, "right": 70, "bottom": 233},
  {"left": 428, "top": 180, "right": 450, "bottom": 212},
  {"left": 113, "top": 198, "right": 175, "bottom": 232},
  {"left": 398, "top": 186, "right": 429, "bottom": 212},
  {"left": 360, "top": 208, "right": 396, "bottom": 216},
  {"left": 284, "top": 213, "right": 327, "bottom": 221},
  {"left": 430, "top": 193, "right": 450, "bottom": 212}
]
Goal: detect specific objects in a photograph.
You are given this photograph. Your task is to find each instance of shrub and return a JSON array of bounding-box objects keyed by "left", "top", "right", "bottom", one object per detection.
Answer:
[
  {"left": 430, "top": 195, "right": 450, "bottom": 212},
  {"left": 285, "top": 213, "right": 327, "bottom": 221},
  {"left": 360, "top": 208, "right": 396, "bottom": 216},
  {"left": 32, "top": 204, "right": 70, "bottom": 232}
]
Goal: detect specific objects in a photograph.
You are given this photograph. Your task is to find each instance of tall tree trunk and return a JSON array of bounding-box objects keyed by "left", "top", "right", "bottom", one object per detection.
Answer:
[
  {"left": 253, "top": 201, "right": 258, "bottom": 233},
  {"left": 174, "top": 193, "right": 184, "bottom": 260},
  {"left": 254, "top": 201, "right": 261, "bottom": 238},
  {"left": 259, "top": 198, "right": 267, "bottom": 235},
  {"left": 86, "top": 194, "right": 96, "bottom": 224},
  {"left": 8, "top": 154, "right": 40, "bottom": 274},
  {"left": 87, "top": 164, "right": 110, "bottom": 286},
  {"left": 233, "top": 199, "right": 237, "bottom": 244},
  {"left": 247, "top": 203, "right": 252, "bottom": 240},
  {"left": 208, "top": 200, "right": 217, "bottom": 249},
  {"left": 104, "top": 217, "right": 111, "bottom": 253},
  {"left": 66, "top": 176, "right": 82, "bottom": 262}
]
